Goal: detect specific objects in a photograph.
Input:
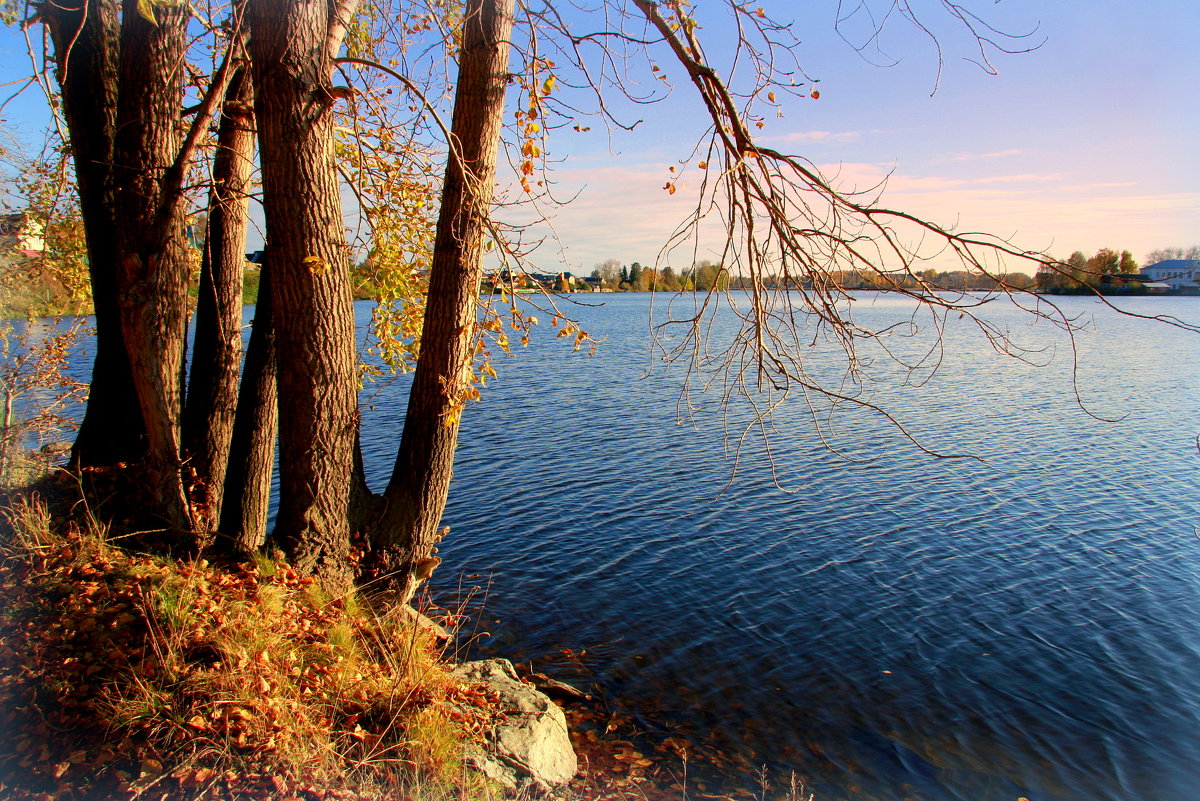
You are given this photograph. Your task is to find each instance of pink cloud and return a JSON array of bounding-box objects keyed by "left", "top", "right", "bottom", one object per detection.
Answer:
[{"left": 768, "top": 130, "right": 865, "bottom": 144}]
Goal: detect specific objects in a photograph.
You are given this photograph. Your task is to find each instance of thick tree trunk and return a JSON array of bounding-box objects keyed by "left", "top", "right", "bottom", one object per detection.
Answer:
[
  {"left": 110, "top": 0, "right": 192, "bottom": 533},
  {"left": 40, "top": 0, "right": 147, "bottom": 468},
  {"left": 247, "top": 0, "right": 359, "bottom": 589},
  {"left": 370, "top": 0, "right": 514, "bottom": 604},
  {"left": 220, "top": 263, "right": 278, "bottom": 555},
  {"left": 184, "top": 66, "right": 255, "bottom": 538}
]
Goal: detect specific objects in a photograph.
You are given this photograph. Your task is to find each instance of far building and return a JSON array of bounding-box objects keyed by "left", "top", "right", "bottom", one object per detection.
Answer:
[
  {"left": 1141, "top": 260, "right": 1200, "bottom": 292},
  {"left": 0, "top": 212, "right": 46, "bottom": 258}
]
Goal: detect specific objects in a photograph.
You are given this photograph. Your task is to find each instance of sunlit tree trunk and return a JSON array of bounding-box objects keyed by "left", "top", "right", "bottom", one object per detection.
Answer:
[
  {"left": 40, "top": 0, "right": 147, "bottom": 469},
  {"left": 369, "top": 0, "right": 514, "bottom": 604},
  {"left": 220, "top": 263, "right": 278, "bottom": 554},
  {"left": 248, "top": 0, "right": 360, "bottom": 589},
  {"left": 185, "top": 66, "right": 255, "bottom": 538},
  {"left": 109, "top": 0, "right": 193, "bottom": 532}
]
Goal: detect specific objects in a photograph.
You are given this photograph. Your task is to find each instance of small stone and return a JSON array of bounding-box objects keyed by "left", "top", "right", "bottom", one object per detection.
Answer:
[{"left": 451, "top": 658, "right": 578, "bottom": 792}]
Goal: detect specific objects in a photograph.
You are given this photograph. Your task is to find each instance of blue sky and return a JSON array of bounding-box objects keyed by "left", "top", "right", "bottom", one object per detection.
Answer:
[
  {"left": 524, "top": 0, "right": 1200, "bottom": 274},
  {"left": 2, "top": 1, "right": 1196, "bottom": 276}
]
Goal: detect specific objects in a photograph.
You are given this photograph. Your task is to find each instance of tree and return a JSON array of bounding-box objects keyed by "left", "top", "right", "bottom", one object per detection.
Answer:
[
  {"left": 629, "top": 262, "right": 644, "bottom": 289},
  {"left": 594, "top": 258, "right": 621, "bottom": 290},
  {"left": 38, "top": 0, "right": 146, "bottom": 469},
  {"left": 184, "top": 64, "right": 256, "bottom": 534},
  {"left": 365, "top": 0, "right": 515, "bottom": 602},
  {"left": 1144, "top": 246, "right": 1200, "bottom": 265},
  {"left": 1086, "top": 248, "right": 1121, "bottom": 277},
  {"left": 692, "top": 260, "right": 727, "bottom": 293},
  {"left": 658, "top": 265, "right": 681, "bottom": 292},
  {"left": 24, "top": 0, "right": 1197, "bottom": 605},
  {"left": 246, "top": 0, "right": 361, "bottom": 586},
  {"left": 1118, "top": 250, "right": 1138, "bottom": 274},
  {"left": 36, "top": 0, "right": 247, "bottom": 536}
]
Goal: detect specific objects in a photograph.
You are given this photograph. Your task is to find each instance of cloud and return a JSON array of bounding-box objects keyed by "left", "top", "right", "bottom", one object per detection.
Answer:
[
  {"left": 1062, "top": 181, "right": 1139, "bottom": 191},
  {"left": 973, "top": 173, "right": 1066, "bottom": 185},
  {"left": 493, "top": 156, "right": 1199, "bottom": 274},
  {"left": 810, "top": 162, "right": 1066, "bottom": 194},
  {"left": 766, "top": 130, "right": 865, "bottom": 145},
  {"left": 497, "top": 161, "right": 722, "bottom": 270},
  {"left": 947, "top": 149, "right": 1027, "bottom": 162}
]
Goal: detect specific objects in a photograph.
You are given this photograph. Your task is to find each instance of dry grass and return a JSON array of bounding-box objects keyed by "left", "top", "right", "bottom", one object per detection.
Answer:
[{"left": 0, "top": 494, "right": 502, "bottom": 801}]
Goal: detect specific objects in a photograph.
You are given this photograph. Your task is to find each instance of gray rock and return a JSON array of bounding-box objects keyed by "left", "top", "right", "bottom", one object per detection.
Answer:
[{"left": 451, "top": 658, "right": 578, "bottom": 793}]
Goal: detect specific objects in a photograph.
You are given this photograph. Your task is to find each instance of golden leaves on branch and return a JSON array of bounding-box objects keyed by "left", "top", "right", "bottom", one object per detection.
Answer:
[{"left": 514, "top": 57, "right": 556, "bottom": 193}]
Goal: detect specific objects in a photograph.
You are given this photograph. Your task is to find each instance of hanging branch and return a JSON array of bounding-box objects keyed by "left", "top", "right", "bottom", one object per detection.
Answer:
[{"left": 628, "top": 0, "right": 1197, "bottom": 476}]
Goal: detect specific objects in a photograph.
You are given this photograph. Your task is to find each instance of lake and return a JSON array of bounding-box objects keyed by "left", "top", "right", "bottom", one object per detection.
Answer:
[
  {"left": 357, "top": 292, "right": 1200, "bottom": 801},
  {"left": 40, "top": 291, "right": 1200, "bottom": 800}
]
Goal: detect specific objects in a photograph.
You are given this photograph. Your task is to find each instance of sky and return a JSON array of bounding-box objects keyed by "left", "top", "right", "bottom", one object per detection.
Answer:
[
  {"left": 512, "top": 0, "right": 1200, "bottom": 275},
  {"left": 1, "top": 1, "right": 1197, "bottom": 277}
]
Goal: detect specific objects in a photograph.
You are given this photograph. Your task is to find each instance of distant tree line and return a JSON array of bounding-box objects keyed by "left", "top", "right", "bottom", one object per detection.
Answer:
[
  {"left": 588, "top": 259, "right": 730, "bottom": 292},
  {"left": 587, "top": 245, "right": 1200, "bottom": 297},
  {"left": 588, "top": 258, "right": 1030, "bottom": 293},
  {"left": 1035, "top": 247, "right": 1139, "bottom": 292},
  {"left": 1031, "top": 246, "right": 1200, "bottom": 293},
  {"left": 1144, "top": 246, "right": 1200, "bottom": 264}
]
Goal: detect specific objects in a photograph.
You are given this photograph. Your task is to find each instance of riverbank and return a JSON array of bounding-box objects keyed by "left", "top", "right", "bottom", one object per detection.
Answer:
[
  {"left": 0, "top": 486, "right": 497, "bottom": 799},
  {"left": 0, "top": 475, "right": 807, "bottom": 800}
]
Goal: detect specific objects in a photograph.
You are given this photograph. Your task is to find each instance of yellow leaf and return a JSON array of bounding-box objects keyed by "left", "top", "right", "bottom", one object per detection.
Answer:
[
  {"left": 541, "top": 75, "right": 556, "bottom": 94},
  {"left": 768, "top": 91, "right": 776, "bottom": 103},
  {"left": 137, "top": 0, "right": 158, "bottom": 25}
]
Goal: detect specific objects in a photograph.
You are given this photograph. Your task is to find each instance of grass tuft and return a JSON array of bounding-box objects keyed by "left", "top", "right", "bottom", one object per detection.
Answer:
[{"left": 0, "top": 495, "right": 501, "bottom": 801}]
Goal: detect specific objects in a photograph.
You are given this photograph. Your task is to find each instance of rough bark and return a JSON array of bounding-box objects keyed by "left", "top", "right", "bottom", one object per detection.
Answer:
[
  {"left": 247, "top": 0, "right": 359, "bottom": 589},
  {"left": 110, "top": 0, "right": 192, "bottom": 533},
  {"left": 370, "top": 0, "right": 514, "bottom": 604},
  {"left": 220, "top": 263, "right": 278, "bottom": 555},
  {"left": 184, "top": 66, "right": 255, "bottom": 538},
  {"left": 40, "top": 0, "right": 147, "bottom": 468}
]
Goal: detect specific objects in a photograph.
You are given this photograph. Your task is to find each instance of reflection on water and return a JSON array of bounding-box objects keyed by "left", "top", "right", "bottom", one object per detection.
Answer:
[{"left": 360, "top": 294, "right": 1200, "bottom": 801}]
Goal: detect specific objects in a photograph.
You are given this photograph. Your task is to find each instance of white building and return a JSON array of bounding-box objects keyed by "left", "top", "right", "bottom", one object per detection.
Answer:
[
  {"left": 1142, "top": 260, "right": 1200, "bottom": 291},
  {"left": 0, "top": 212, "right": 45, "bottom": 257}
]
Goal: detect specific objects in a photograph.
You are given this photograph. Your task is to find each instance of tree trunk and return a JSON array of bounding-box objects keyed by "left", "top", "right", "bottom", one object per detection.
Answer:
[
  {"left": 219, "top": 262, "right": 278, "bottom": 555},
  {"left": 369, "top": 0, "right": 514, "bottom": 604},
  {"left": 110, "top": 0, "right": 193, "bottom": 534},
  {"left": 185, "top": 66, "right": 255, "bottom": 538},
  {"left": 247, "top": 0, "right": 359, "bottom": 590},
  {"left": 40, "top": 0, "right": 147, "bottom": 469}
]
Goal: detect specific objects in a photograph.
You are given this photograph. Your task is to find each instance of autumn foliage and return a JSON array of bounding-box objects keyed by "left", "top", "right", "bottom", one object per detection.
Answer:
[{"left": 0, "top": 495, "right": 497, "bottom": 800}]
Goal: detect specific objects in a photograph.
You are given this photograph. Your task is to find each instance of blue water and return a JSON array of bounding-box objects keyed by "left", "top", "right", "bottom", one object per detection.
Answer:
[
  {"left": 40, "top": 292, "right": 1200, "bottom": 800},
  {"left": 358, "top": 293, "right": 1200, "bottom": 801}
]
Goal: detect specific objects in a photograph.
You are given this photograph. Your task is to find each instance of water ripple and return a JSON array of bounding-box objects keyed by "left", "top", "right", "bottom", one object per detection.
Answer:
[{"left": 354, "top": 295, "right": 1200, "bottom": 801}]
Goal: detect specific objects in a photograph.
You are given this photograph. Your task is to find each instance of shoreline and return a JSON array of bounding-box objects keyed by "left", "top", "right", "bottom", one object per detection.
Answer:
[{"left": 0, "top": 476, "right": 804, "bottom": 800}]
